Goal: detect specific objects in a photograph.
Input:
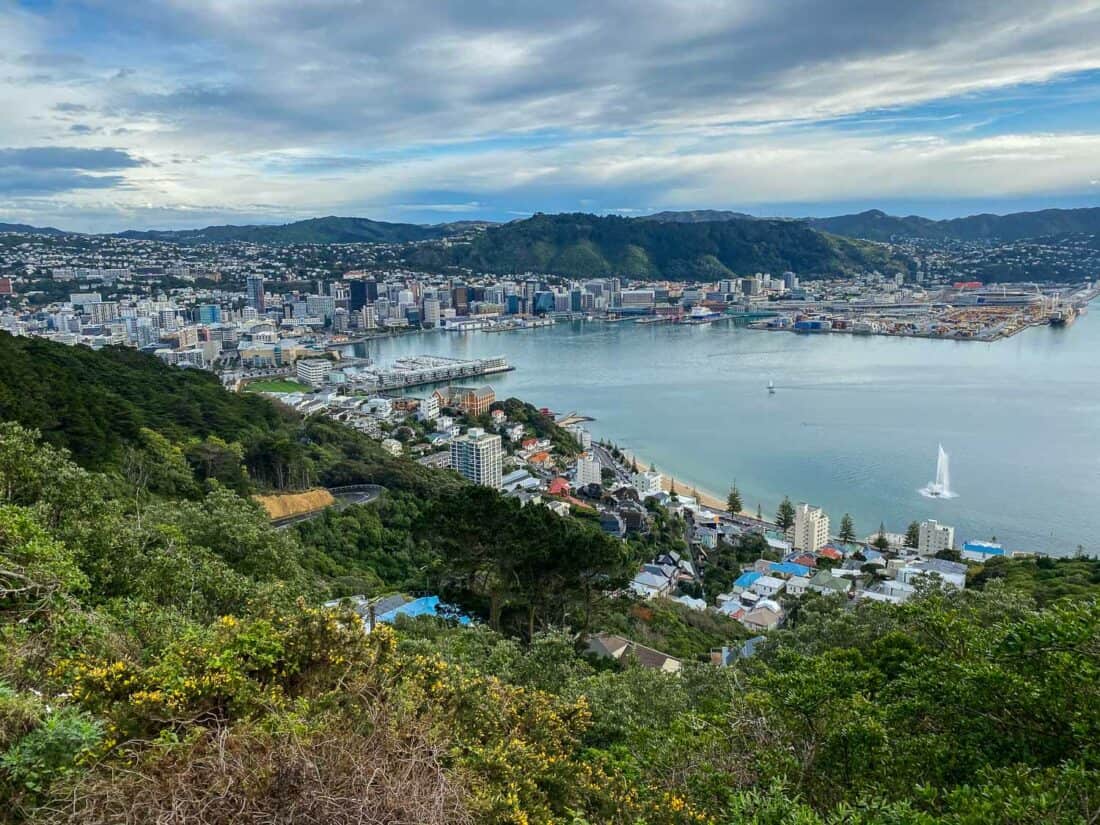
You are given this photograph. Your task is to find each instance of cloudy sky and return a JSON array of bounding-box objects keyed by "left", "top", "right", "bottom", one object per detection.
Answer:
[{"left": 3, "top": 0, "right": 1100, "bottom": 231}]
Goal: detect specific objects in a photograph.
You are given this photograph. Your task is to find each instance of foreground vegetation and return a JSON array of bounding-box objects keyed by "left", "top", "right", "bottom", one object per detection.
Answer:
[{"left": 1, "top": 334, "right": 1098, "bottom": 823}]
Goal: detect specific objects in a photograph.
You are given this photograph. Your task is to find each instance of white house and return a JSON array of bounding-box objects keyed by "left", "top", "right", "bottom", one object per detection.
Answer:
[
  {"left": 750, "top": 575, "right": 786, "bottom": 598},
  {"left": 786, "top": 575, "right": 811, "bottom": 597},
  {"left": 897, "top": 558, "right": 967, "bottom": 589}
]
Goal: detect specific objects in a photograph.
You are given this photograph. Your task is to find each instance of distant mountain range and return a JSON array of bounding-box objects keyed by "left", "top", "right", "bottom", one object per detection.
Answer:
[
  {"left": 3, "top": 206, "right": 1099, "bottom": 251},
  {"left": 0, "top": 222, "right": 67, "bottom": 236},
  {"left": 408, "top": 212, "right": 909, "bottom": 280},
  {"left": 114, "top": 216, "right": 492, "bottom": 245},
  {"left": 803, "top": 207, "right": 1100, "bottom": 243}
]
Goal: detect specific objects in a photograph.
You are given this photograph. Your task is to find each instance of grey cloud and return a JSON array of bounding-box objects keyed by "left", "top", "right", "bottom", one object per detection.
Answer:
[
  {"left": 0, "top": 146, "right": 145, "bottom": 171},
  {"left": 102, "top": 0, "right": 1100, "bottom": 152},
  {"left": 0, "top": 146, "right": 144, "bottom": 196}
]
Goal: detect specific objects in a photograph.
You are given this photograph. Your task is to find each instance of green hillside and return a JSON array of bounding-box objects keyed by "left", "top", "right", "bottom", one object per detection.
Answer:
[
  {"left": 411, "top": 212, "right": 910, "bottom": 279},
  {"left": 808, "top": 206, "right": 1100, "bottom": 242}
]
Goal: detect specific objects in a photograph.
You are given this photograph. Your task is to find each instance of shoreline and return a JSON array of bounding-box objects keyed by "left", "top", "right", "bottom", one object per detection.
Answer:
[{"left": 617, "top": 447, "right": 765, "bottom": 521}]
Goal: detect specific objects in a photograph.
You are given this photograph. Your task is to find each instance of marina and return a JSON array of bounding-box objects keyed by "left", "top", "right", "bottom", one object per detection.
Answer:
[{"left": 336, "top": 354, "right": 512, "bottom": 391}]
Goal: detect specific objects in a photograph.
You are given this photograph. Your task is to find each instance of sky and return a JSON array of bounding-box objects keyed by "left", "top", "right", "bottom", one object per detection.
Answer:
[{"left": 3, "top": 0, "right": 1100, "bottom": 232}]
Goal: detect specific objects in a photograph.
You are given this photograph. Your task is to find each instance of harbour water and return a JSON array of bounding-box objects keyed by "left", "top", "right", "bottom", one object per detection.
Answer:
[{"left": 354, "top": 304, "right": 1100, "bottom": 556}]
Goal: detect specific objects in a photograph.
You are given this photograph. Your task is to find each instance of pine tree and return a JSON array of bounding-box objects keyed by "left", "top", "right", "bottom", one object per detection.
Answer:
[
  {"left": 873, "top": 522, "right": 890, "bottom": 552},
  {"left": 776, "top": 496, "right": 796, "bottom": 531},
  {"left": 727, "top": 483, "right": 742, "bottom": 515},
  {"left": 905, "top": 521, "right": 921, "bottom": 549},
  {"left": 839, "top": 513, "right": 856, "bottom": 543}
]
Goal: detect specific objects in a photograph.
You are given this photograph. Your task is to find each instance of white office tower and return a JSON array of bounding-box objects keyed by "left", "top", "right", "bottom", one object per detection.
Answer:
[{"left": 451, "top": 428, "right": 503, "bottom": 488}]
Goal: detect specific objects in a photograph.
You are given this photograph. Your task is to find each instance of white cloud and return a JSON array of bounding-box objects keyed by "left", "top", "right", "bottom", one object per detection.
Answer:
[{"left": 3, "top": 0, "right": 1100, "bottom": 228}]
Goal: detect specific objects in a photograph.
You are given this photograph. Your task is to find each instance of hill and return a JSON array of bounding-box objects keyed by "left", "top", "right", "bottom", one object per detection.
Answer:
[
  {"left": 636, "top": 209, "right": 759, "bottom": 223},
  {"left": 0, "top": 222, "right": 69, "bottom": 236},
  {"left": 808, "top": 206, "right": 1100, "bottom": 242},
  {"left": 411, "top": 212, "right": 909, "bottom": 279},
  {"left": 116, "top": 215, "right": 456, "bottom": 245}
]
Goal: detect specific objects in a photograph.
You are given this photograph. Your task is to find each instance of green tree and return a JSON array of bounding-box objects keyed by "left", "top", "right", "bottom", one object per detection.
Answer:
[
  {"left": 838, "top": 513, "right": 856, "bottom": 543},
  {"left": 776, "top": 496, "right": 796, "bottom": 531},
  {"left": 727, "top": 483, "right": 742, "bottom": 515},
  {"left": 905, "top": 520, "right": 921, "bottom": 549},
  {"left": 873, "top": 522, "right": 890, "bottom": 552}
]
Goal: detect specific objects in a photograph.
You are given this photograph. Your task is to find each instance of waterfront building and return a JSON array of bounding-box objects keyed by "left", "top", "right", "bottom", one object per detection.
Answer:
[
  {"left": 618, "top": 289, "right": 656, "bottom": 309},
  {"left": 451, "top": 428, "right": 503, "bottom": 488},
  {"left": 961, "top": 540, "right": 1006, "bottom": 563},
  {"left": 422, "top": 297, "right": 441, "bottom": 327},
  {"left": 918, "top": 519, "right": 955, "bottom": 556},
  {"left": 632, "top": 470, "right": 663, "bottom": 498},
  {"left": 791, "top": 502, "right": 830, "bottom": 552}
]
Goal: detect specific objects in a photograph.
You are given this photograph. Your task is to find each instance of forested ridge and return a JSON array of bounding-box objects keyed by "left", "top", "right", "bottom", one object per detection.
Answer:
[
  {"left": 408, "top": 212, "right": 911, "bottom": 280},
  {"left": 1, "top": 334, "right": 1098, "bottom": 824}
]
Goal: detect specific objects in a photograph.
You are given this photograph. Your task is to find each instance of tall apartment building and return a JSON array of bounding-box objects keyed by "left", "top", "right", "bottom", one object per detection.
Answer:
[
  {"left": 422, "top": 297, "right": 441, "bottom": 327},
  {"left": 88, "top": 301, "right": 121, "bottom": 325},
  {"left": 791, "top": 502, "right": 830, "bottom": 552},
  {"left": 918, "top": 519, "right": 955, "bottom": 556},
  {"left": 246, "top": 275, "right": 266, "bottom": 313},
  {"left": 575, "top": 453, "right": 602, "bottom": 487},
  {"left": 450, "top": 428, "right": 503, "bottom": 488}
]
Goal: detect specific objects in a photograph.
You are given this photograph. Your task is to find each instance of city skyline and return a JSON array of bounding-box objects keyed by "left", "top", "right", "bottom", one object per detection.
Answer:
[{"left": 3, "top": 1, "right": 1100, "bottom": 231}]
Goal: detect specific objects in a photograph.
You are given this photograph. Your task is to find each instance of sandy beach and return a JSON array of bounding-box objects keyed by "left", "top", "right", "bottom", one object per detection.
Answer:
[{"left": 617, "top": 447, "right": 756, "bottom": 517}]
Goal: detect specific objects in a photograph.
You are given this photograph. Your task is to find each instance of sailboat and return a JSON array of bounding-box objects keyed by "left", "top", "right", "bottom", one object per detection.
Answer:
[{"left": 768, "top": 379, "right": 775, "bottom": 395}]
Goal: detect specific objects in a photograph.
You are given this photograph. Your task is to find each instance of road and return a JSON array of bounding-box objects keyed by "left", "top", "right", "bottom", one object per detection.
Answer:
[{"left": 272, "top": 484, "right": 384, "bottom": 529}]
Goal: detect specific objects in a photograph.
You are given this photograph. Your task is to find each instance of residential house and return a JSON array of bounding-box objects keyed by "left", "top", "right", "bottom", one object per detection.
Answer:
[
  {"left": 786, "top": 575, "right": 811, "bottom": 597},
  {"left": 897, "top": 558, "right": 967, "bottom": 589},
  {"left": 750, "top": 575, "right": 786, "bottom": 598},
  {"left": 742, "top": 600, "right": 785, "bottom": 632},
  {"left": 585, "top": 633, "right": 682, "bottom": 673},
  {"left": 808, "top": 569, "right": 852, "bottom": 597},
  {"left": 731, "top": 571, "right": 762, "bottom": 594}
]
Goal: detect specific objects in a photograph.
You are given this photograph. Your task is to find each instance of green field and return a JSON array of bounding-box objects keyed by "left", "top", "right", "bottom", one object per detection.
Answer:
[{"left": 243, "top": 378, "right": 308, "bottom": 393}]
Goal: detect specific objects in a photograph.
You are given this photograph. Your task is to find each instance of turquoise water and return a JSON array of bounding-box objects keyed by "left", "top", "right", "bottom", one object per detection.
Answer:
[{"left": 359, "top": 306, "right": 1100, "bottom": 556}]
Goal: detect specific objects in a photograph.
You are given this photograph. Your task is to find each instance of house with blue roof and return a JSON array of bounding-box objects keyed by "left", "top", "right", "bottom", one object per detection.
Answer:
[
  {"left": 769, "top": 561, "right": 812, "bottom": 578},
  {"left": 962, "top": 540, "right": 1006, "bottom": 562},
  {"left": 732, "top": 570, "right": 762, "bottom": 593}
]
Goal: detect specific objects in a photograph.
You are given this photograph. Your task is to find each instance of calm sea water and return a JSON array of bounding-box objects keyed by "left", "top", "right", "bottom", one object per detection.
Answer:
[{"left": 358, "top": 305, "right": 1100, "bottom": 556}]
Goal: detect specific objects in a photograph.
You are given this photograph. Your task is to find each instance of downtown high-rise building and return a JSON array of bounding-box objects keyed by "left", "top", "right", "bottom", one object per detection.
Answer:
[{"left": 246, "top": 275, "right": 266, "bottom": 313}]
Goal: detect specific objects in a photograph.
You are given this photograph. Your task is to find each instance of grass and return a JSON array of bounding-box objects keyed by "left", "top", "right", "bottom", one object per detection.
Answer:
[{"left": 244, "top": 378, "right": 309, "bottom": 394}]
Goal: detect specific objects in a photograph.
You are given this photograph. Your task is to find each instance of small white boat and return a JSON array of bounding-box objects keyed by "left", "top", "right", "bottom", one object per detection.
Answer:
[{"left": 768, "top": 379, "right": 775, "bottom": 394}]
